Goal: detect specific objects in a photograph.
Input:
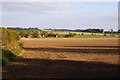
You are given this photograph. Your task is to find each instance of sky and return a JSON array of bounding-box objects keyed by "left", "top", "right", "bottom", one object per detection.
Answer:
[{"left": 1, "top": 1, "right": 119, "bottom": 31}]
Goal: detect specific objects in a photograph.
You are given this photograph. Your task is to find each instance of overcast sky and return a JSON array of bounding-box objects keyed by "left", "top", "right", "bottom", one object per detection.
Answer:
[{"left": 1, "top": 1, "right": 118, "bottom": 30}]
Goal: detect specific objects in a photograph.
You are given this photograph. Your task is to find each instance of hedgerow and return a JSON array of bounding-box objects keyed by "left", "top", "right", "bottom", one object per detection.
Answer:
[{"left": 2, "top": 28, "right": 23, "bottom": 65}]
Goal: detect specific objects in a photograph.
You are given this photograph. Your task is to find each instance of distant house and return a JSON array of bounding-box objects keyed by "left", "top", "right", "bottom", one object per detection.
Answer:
[
  {"left": 38, "top": 34, "right": 42, "bottom": 38},
  {"left": 27, "top": 34, "right": 33, "bottom": 38},
  {"left": 42, "top": 35, "right": 45, "bottom": 38},
  {"left": 56, "top": 35, "right": 58, "bottom": 38}
]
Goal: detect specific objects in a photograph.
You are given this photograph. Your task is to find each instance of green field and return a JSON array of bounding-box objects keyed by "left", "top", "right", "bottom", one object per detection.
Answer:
[{"left": 45, "top": 30, "right": 119, "bottom": 38}]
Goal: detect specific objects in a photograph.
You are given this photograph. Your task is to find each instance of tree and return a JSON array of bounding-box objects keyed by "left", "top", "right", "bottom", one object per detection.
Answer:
[
  {"left": 40, "top": 31, "right": 49, "bottom": 37},
  {"left": 111, "top": 29, "right": 113, "bottom": 33},
  {"left": 118, "top": 29, "right": 120, "bottom": 33}
]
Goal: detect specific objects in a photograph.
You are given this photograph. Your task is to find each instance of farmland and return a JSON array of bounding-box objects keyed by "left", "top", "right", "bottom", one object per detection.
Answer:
[
  {"left": 2, "top": 38, "right": 119, "bottom": 78},
  {"left": 17, "top": 29, "right": 120, "bottom": 38}
]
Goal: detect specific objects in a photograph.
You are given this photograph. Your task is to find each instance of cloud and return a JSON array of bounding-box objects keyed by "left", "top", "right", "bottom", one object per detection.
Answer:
[
  {"left": 2, "top": 2, "right": 70, "bottom": 14},
  {"left": 1, "top": 0, "right": 119, "bottom": 2}
]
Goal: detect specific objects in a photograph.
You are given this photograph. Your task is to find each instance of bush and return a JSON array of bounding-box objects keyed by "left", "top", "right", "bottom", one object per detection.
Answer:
[
  {"left": 2, "top": 28, "right": 23, "bottom": 65},
  {"left": 47, "top": 32, "right": 57, "bottom": 38},
  {"left": 103, "top": 33, "right": 107, "bottom": 36},
  {"left": 81, "top": 33, "right": 84, "bottom": 35},
  {"left": 40, "top": 31, "right": 49, "bottom": 37},
  {"left": 64, "top": 33, "right": 77, "bottom": 38},
  {"left": 19, "top": 30, "right": 31, "bottom": 38},
  {"left": 2, "top": 28, "right": 19, "bottom": 46},
  {"left": 2, "top": 49, "right": 16, "bottom": 65}
]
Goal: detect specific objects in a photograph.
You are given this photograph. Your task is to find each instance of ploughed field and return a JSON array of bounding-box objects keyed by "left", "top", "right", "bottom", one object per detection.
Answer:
[{"left": 3, "top": 38, "right": 120, "bottom": 78}]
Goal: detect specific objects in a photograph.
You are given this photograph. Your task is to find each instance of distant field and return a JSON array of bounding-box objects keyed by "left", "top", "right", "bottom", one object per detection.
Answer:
[
  {"left": 53, "top": 31, "right": 102, "bottom": 35},
  {"left": 45, "top": 30, "right": 99, "bottom": 35},
  {"left": 21, "top": 38, "right": 119, "bottom": 49},
  {"left": 45, "top": 30, "right": 119, "bottom": 38}
]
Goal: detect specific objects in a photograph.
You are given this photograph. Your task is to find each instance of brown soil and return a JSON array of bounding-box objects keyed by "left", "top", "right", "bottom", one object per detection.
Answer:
[{"left": 2, "top": 38, "right": 120, "bottom": 78}]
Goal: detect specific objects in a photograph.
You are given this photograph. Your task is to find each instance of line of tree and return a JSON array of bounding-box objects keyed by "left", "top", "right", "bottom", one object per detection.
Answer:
[
  {"left": 7, "top": 27, "right": 40, "bottom": 30},
  {"left": 46, "top": 28, "right": 104, "bottom": 33},
  {"left": 5, "top": 27, "right": 120, "bottom": 33}
]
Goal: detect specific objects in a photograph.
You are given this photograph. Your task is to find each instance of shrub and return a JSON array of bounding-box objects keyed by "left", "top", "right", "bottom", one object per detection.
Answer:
[
  {"left": 64, "top": 33, "right": 77, "bottom": 38},
  {"left": 103, "top": 33, "right": 107, "bottom": 36},
  {"left": 2, "top": 49, "right": 16, "bottom": 65},
  {"left": 40, "top": 31, "right": 49, "bottom": 37},
  {"left": 2, "top": 28, "right": 19, "bottom": 46},
  {"left": 19, "top": 30, "right": 31, "bottom": 38},
  {"left": 47, "top": 32, "right": 57, "bottom": 37},
  {"left": 81, "top": 33, "right": 84, "bottom": 35},
  {"left": 2, "top": 28, "right": 23, "bottom": 65}
]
